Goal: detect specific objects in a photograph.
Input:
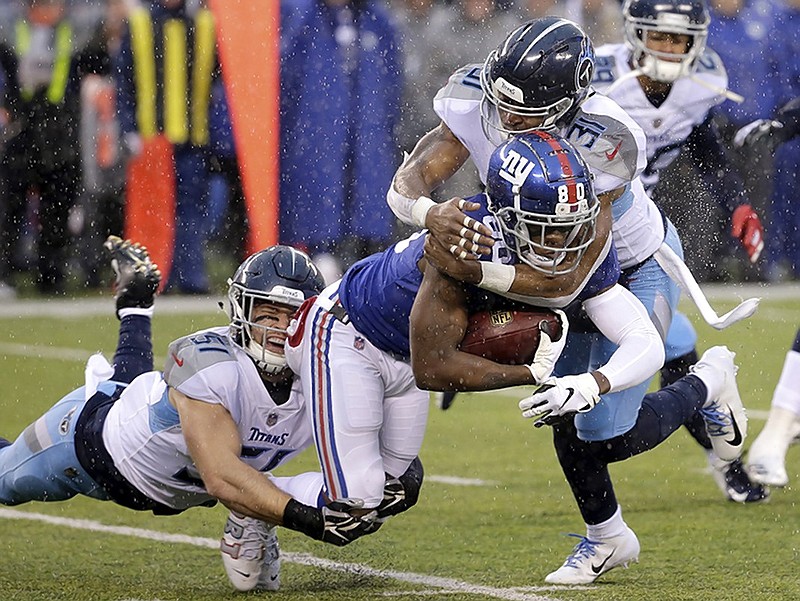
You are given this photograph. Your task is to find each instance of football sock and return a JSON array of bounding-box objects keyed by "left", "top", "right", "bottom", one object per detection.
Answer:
[
  {"left": 660, "top": 349, "right": 698, "bottom": 388},
  {"left": 586, "top": 504, "right": 627, "bottom": 540},
  {"left": 112, "top": 314, "right": 154, "bottom": 384},
  {"left": 771, "top": 349, "right": 800, "bottom": 415}
]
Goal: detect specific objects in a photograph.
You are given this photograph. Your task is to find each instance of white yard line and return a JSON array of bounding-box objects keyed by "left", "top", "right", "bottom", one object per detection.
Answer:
[{"left": 0, "top": 508, "right": 572, "bottom": 601}]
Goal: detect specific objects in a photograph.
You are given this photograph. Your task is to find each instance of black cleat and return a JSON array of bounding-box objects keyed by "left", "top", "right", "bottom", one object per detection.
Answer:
[
  {"left": 104, "top": 235, "right": 161, "bottom": 318},
  {"left": 713, "top": 457, "right": 770, "bottom": 503}
]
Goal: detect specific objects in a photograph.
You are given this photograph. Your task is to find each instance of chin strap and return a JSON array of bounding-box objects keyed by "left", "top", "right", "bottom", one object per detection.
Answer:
[
  {"left": 606, "top": 66, "right": 745, "bottom": 104},
  {"left": 653, "top": 243, "right": 759, "bottom": 329},
  {"left": 687, "top": 74, "right": 744, "bottom": 104}
]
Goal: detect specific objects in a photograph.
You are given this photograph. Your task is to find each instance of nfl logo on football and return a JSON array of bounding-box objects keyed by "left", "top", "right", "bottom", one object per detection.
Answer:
[{"left": 490, "top": 311, "right": 513, "bottom": 326}]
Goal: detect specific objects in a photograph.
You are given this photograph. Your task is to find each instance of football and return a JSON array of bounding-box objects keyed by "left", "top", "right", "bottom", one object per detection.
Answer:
[{"left": 460, "top": 308, "right": 563, "bottom": 365}]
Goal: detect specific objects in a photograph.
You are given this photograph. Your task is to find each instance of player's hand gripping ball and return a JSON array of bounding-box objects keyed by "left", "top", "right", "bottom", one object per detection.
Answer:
[{"left": 460, "top": 308, "right": 563, "bottom": 365}]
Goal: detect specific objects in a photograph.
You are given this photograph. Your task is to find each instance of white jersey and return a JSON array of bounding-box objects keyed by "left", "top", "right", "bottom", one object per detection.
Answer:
[
  {"left": 102, "top": 327, "right": 312, "bottom": 511},
  {"left": 433, "top": 64, "right": 663, "bottom": 268},
  {"left": 592, "top": 43, "right": 728, "bottom": 192}
]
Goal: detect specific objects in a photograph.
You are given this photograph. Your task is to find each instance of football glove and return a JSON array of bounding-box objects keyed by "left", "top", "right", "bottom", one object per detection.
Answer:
[
  {"left": 733, "top": 118, "right": 785, "bottom": 150},
  {"left": 731, "top": 204, "right": 764, "bottom": 263},
  {"left": 283, "top": 499, "right": 382, "bottom": 547},
  {"left": 319, "top": 503, "right": 382, "bottom": 546},
  {"left": 526, "top": 309, "right": 569, "bottom": 385},
  {"left": 376, "top": 457, "right": 423, "bottom": 520},
  {"left": 519, "top": 373, "right": 601, "bottom": 427}
]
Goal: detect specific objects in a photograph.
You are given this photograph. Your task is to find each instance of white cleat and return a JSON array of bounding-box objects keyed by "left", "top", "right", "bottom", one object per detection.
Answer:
[
  {"left": 746, "top": 406, "right": 800, "bottom": 487},
  {"left": 220, "top": 511, "right": 281, "bottom": 592},
  {"left": 692, "top": 346, "right": 747, "bottom": 462},
  {"left": 545, "top": 527, "right": 640, "bottom": 585}
]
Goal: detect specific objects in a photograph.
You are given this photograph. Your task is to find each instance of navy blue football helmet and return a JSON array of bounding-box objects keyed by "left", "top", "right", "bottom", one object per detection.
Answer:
[
  {"left": 623, "top": 0, "right": 710, "bottom": 82},
  {"left": 228, "top": 245, "right": 324, "bottom": 375},
  {"left": 480, "top": 17, "right": 595, "bottom": 135},
  {"left": 486, "top": 131, "right": 599, "bottom": 275}
]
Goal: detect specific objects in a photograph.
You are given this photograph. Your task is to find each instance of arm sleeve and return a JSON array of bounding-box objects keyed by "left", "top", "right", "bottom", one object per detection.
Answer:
[{"left": 582, "top": 284, "right": 665, "bottom": 392}]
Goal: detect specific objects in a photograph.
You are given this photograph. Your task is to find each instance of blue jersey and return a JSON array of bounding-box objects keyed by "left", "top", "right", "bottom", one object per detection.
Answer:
[{"left": 340, "top": 194, "right": 620, "bottom": 359}]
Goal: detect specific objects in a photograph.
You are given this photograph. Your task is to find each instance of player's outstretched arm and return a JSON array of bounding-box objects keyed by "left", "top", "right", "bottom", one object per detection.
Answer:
[
  {"left": 389, "top": 122, "right": 494, "bottom": 254},
  {"left": 410, "top": 260, "right": 539, "bottom": 392},
  {"left": 172, "top": 389, "right": 292, "bottom": 522},
  {"left": 172, "top": 390, "right": 378, "bottom": 546}
]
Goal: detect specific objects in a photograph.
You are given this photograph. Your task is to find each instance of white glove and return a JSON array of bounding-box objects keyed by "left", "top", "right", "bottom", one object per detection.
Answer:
[
  {"left": 519, "top": 373, "right": 601, "bottom": 427},
  {"left": 526, "top": 309, "right": 569, "bottom": 384}
]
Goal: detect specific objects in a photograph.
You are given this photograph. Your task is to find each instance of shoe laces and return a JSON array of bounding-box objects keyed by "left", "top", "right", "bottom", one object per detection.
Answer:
[
  {"left": 562, "top": 534, "right": 600, "bottom": 568},
  {"left": 700, "top": 403, "right": 729, "bottom": 436}
]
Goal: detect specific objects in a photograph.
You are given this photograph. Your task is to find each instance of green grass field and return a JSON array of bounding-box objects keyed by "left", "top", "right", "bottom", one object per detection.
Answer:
[{"left": 1, "top": 288, "right": 799, "bottom": 601}]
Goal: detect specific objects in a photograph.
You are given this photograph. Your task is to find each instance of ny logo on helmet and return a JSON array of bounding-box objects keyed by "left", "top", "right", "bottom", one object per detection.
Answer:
[{"left": 498, "top": 149, "right": 535, "bottom": 188}]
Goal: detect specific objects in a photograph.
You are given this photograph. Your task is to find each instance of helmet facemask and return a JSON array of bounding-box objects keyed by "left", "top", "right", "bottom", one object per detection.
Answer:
[
  {"left": 479, "top": 64, "right": 571, "bottom": 137},
  {"left": 625, "top": 14, "right": 708, "bottom": 83},
  {"left": 490, "top": 196, "right": 599, "bottom": 276},
  {"left": 228, "top": 282, "right": 301, "bottom": 378}
]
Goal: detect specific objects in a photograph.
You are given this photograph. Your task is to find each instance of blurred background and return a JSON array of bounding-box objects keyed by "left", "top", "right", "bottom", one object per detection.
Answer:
[{"left": 0, "top": 0, "right": 796, "bottom": 299}]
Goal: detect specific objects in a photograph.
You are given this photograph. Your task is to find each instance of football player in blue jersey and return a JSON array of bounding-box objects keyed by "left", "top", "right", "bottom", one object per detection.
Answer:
[
  {"left": 735, "top": 97, "right": 800, "bottom": 488},
  {"left": 289, "top": 130, "right": 747, "bottom": 585},
  {"left": 388, "top": 17, "right": 757, "bottom": 584},
  {"left": 587, "top": 0, "right": 768, "bottom": 503}
]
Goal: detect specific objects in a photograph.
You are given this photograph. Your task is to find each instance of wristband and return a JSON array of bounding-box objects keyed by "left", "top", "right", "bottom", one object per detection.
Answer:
[
  {"left": 282, "top": 498, "right": 322, "bottom": 540},
  {"left": 478, "top": 262, "right": 515, "bottom": 294},
  {"left": 118, "top": 307, "right": 155, "bottom": 320},
  {"left": 410, "top": 196, "right": 436, "bottom": 229}
]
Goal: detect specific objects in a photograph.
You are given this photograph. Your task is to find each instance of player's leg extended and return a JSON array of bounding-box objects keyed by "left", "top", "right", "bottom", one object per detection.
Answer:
[
  {"left": 104, "top": 235, "right": 161, "bottom": 383},
  {"left": 747, "top": 327, "right": 800, "bottom": 487},
  {"left": 0, "top": 389, "right": 111, "bottom": 505},
  {"left": 545, "top": 418, "right": 639, "bottom": 585}
]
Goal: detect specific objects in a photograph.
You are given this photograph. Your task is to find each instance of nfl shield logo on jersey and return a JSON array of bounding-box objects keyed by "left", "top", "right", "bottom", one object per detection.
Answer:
[
  {"left": 266, "top": 413, "right": 278, "bottom": 427},
  {"left": 353, "top": 336, "right": 366, "bottom": 351}
]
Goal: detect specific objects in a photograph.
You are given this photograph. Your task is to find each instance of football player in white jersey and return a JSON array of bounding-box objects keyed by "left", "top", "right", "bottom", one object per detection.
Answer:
[
  {"left": 735, "top": 97, "right": 800, "bottom": 488},
  {"left": 590, "top": 0, "right": 767, "bottom": 503},
  {"left": 387, "top": 17, "right": 756, "bottom": 584},
  {"left": 0, "top": 244, "right": 386, "bottom": 592}
]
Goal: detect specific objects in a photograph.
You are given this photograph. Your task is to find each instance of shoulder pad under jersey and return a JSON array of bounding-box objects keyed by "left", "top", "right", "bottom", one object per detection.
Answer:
[
  {"left": 693, "top": 47, "right": 727, "bottom": 80},
  {"left": 565, "top": 95, "right": 647, "bottom": 192},
  {"left": 164, "top": 328, "right": 238, "bottom": 389},
  {"left": 434, "top": 63, "right": 484, "bottom": 105}
]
